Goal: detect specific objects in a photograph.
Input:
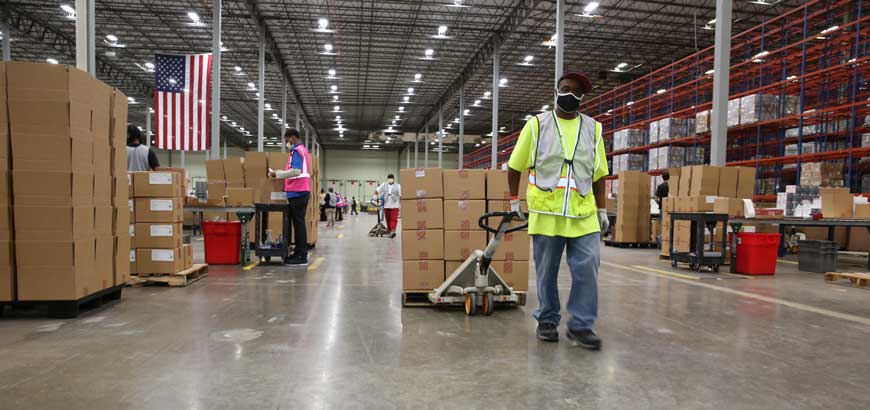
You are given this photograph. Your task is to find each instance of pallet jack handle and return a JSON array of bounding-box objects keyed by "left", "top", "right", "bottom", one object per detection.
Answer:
[{"left": 478, "top": 211, "right": 529, "bottom": 235}]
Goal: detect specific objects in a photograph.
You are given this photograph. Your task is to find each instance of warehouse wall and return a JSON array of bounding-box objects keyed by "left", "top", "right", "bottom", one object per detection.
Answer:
[{"left": 322, "top": 149, "right": 459, "bottom": 184}]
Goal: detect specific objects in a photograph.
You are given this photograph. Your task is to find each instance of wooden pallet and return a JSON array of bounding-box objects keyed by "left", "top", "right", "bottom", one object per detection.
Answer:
[
  {"left": 0, "top": 285, "right": 124, "bottom": 318},
  {"left": 401, "top": 291, "right": 527, "bottom": 307},
  {"left": 604, "top": 240, "right": 658, "bottom": 249},
  {"left": 824, "top": 272, "right": 870, "bottom": 288},
  {"left": 130, "top": 264, "right": 208, "bottom": 287}
]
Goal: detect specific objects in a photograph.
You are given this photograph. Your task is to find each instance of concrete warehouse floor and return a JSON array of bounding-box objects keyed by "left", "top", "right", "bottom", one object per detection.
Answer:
[{"left": 1, "top": 214, "right": 869, "bottom": 409}]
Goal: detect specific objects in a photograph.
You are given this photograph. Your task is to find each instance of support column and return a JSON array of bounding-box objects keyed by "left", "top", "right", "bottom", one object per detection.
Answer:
[
  {"left": 257, "top": 28, "right": 265, "bottom": 152},
  {"left": 281, "top": 81, "right": 287, "bottom": 152},
  {"left": 210, "top": 0, "right": 222, "bottom": 159},
  {"left": 223, "top": 138, "right": 227, "bottom": 159},
  {"left": 145, "top": 105, "right": 152, "bottom": 146},
  {"left": 414, "top": 132, "right": 419, "bottom": 168},
  {"left": 1, "top": 2, "right": 10, "bottom": 61},
  {"left": 710, "top": 0, "right": 733, "bottom": 166},
  {"left": 438, "top": 107, "right": 443, "bottom": 167},
  {"left": 459, "top": 83, "right": 465, "bottom": 169},
  {"left": 75, "top": 0, "right": 95, "bottom": 74},
  {"left": 554, "top": 0, "right": 565, "bottom": 86},
  {"left": 491, "top": 43, "right": 500, "bottom": 170},
  {"left": 424, "top": 124, "right": 429, "bottom": 168},
  {"left": 406, "top": 144, "right": 411, "bottom": 168}
]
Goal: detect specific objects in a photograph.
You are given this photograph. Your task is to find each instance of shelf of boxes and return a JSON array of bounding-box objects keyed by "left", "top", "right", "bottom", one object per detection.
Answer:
[{"left": 464, "top": 1, "right": 870, "bottom": 197}]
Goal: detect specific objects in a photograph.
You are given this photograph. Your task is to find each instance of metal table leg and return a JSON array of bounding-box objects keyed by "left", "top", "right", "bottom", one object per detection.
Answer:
[{"left": 235, "top": 211, "right": 254, "bottom": 265}]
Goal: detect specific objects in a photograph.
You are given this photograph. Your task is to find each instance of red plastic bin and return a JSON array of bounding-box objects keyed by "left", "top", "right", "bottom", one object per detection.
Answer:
[
  {"left": 202, "top": 221, "right": 242, "bottom": 265},
  {"left": 735, "top": 233, "right": 781, "bottom": 275}
]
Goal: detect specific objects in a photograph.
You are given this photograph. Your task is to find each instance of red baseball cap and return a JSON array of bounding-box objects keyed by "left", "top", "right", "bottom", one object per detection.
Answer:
[{"left": 557, "top": 72, "right": 592, "bottom": 94}]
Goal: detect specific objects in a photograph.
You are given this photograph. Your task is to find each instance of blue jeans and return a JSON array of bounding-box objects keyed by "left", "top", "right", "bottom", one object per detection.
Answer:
[{"left": 532, "top": 232, "right": 600, "bottom": 331}]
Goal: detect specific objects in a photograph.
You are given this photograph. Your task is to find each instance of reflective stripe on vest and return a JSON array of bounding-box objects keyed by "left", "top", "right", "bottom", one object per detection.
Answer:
[{"left": 527, "top": 111, "right": 601, "bottom": 218}]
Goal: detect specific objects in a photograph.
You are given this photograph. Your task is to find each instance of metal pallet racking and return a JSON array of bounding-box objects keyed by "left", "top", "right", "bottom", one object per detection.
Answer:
[{"left": 464, "top": 0, "right": 870, "bottom": 199}]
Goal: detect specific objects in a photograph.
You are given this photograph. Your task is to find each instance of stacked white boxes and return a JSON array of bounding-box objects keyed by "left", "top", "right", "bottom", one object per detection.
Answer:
[
  {"left": 612, "top": 153, "right": 648, "bottom": 174},
  {"left": 740, "top": 94, "right": 780, "bottom": 125},
  {"left": 613, "top": 129, "right": 647, "bottom": 151},
  {"left": 695, "top": 110, "right": 710, "bottom": 134},
  {"left": 727, "top": 98, "right": 742, "bottom": 127},
  {"left": 657, "top": 117, "right": 690, "bottom": 141}
]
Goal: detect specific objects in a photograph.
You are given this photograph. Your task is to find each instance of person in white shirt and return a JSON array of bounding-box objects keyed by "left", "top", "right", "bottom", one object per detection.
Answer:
[{"left": 375, "top": 174, "right": 401, "bottom": 238}]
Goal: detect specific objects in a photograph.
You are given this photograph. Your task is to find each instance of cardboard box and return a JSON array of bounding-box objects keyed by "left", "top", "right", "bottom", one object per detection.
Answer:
[
  {"left": 490, "top": 260, "right": 529, "bottom": 291},
  {"left": 736, "top": 167, "right": 756, "bottom": 199},
  {"left": 401, "top": 229, "right": 444, "bottom": 260},
  {"left": 679, "top": 196, "right": 718, "bottom": 212},
  {"left": 127, "top": 198, "right": 135, "bottom": 223},
  {"left": 94, "top": 206, "right": 113, "bottom": 235},
  {"left": 848, "top": 226, "right": 869, "bottom": 251},
  {"left": 206, "top": 160, "right": 225, "bottom": 182},
  {"left": 93, "top": 143, "right": 111, "bottom": 174},
  {"left": 689, "top": 166, "right": 720, "bottom": 196},
  {"left": 135, "top": 248, "right": 184, "bottom": 274},
  {"left": 855, "top": 203, "right": 870, "bottom": 219},
  {"left": 112, "top": 175, "right": 132, "bottom": 204},
  {"left": 110, "top": 88, "right": 129, "bottom": 147},
  {"left": 443, "top": 200, "right": 486, "bottom": 231},
  {"left": 132, "top": 172, "right": 183, "bottom": 198},
  {"left": 113, "top": 205, "right": 131, "bottom": 237},
  {"left": 244, "top": 152, "right": 268, "bottom": 186},
  {"left": 443, "top": 169, "right": 486, "bottom": 200},
  {"left": 95, "top": 236, "right": 114, "bottom": 290},
  {"left": 14, "top": 206, "right": 94, "bottom": 240},
  {"left": 12, "top": 170, "right": 93, "bottom": 206},
  {"left": 402, "top": 260, "right": 445, "bottom": 291},
  {"left": 615, "top": 171, "right": 652, "bottom": 243},
  {"left": 94, "top": 172, "right": 112, "bottom": 206},
  {"left": 256, "top": 178, "right": 286, "bottom": 204},
  {"left": 129, "top": 246, "right": 137, "bottom": 275},
  {"left": 114, "top": 235, "right": 131, "bottom": 286},
  {"left": 11, "top": 136, "right": 94, "bottom": 172},
  {"left": 714, "top": 198, "right": 745, "bottom": 217},
  {"left": 134, "top": 198, "right": 183, "bottom": 223},
  {"left": 820, "top": 188, "right": 853, "bottom": 218},
  {"left": 226, "top": 188, "right": 255, "bottom": 206},
  {"left": 182, "top": 244, "right": 193, "bottom": 269},
  {"left": 400, "top": 199, "right": 443, "bottom": 230},
  {"left": 678, "top": 166, "right": 692, "bottom": 197},
  {"left": 133, "top": 222, "right": 182, "bottom": 249},
  {"left": 207, "top": 182, "right": 226, "bottom": 200},
  {"left": 111, "top": 146, "right": 126, "bottom": 176},
  {"left": 0, "top": 206, "right": 10, "bottom": 240},
  {"left": 492, "top": 230, "right": 530, "bottom": 261},
  {"left": 267, "top": 152, "right": 290, "bottom": 170},
  {"left": 400, "top": 168, "right": 443, "bottom": 199},
  {"left": 444, "top": 230, "right": 487, "bottom": 261},
  {"left": 486, "top": 169, "right": 527, "bottom": 200},
  {"left": 157, "top": 167, "right": 189, "bottom": 195},
  {"left": 0, "top": 241, "right": 13, "bottom": 302},
  {"left": 223, "top": 157, "right": 245, "bottom": 185},
  {"left": 718, "top": 167, "right": 739, "bottom": 198},
  {"left": 15, "top": 239, "right": 97, "bottom": 301}
]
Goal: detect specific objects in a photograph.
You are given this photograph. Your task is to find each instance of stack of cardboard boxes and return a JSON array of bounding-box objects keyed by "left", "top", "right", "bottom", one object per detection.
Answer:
[
  {"left": 110, "top": 85, "right": 131, "bottom": 289},
  {"left": 614, "top": 171, "right": 651, "bottom": 243},
  {"left": 131, "top": 172, "right": 192, "bottom": 275},
  {"left": 5, "top": 62, "right": 129, "bottom": 301},
  {"left": 400, "top": 168, "right": 530, "bottom": 294},
  {"left": 660, "top": 165, "right": 757, "bottom": 257}
]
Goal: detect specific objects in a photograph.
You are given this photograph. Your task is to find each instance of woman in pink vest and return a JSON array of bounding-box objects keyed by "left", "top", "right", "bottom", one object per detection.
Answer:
[{"left": 269, "top": 129, "right": 312, "bottom": 266}]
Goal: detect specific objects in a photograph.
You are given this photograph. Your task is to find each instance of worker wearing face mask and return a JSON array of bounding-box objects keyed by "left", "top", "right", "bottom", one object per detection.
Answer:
[
  {"left": 268, "top": 129, "right": 312, "bottom": 266},
  {"left": 506, "top": 72, "right": 609, "bottom": 349},
  {"left": 375, "top": 174, "right": 401, "bottom": 238}
]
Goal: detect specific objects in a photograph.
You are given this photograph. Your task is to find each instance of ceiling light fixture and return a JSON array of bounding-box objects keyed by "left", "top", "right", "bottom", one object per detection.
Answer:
[
  {"left": 328, "top": 69, "right": 336, "bottom": 76},
  {"left": 187, "top": 11, "right": 203, "bottom": 26},
  {"left": 407, "top": 87, "right": 415, "bottom": 94},
  {"left": 542, "top": 34, "right": 557, "bottom": 47},
  {"left": 46, "top": 58, "right": 59, "bottom": 64},
  {"left": 473, "top": 99, "right": 481, "bottom": 106},
  {"left": 331, "top": 85, "right": 338, "bottom": 92},
  {"left": 414, "top": 73, "right": 423, "bottom": 82},
  {"left": 437, "top": 25, "right": 448, "bottom": 37},
  {"left": 483, "top": 91, "right": 491, "bottom": 98},
  {"left": 333, "top": 95, "right": 339, "bottom": 101},
  {"left": 423, "top": 49, "right": 435, "bottom": 59},
  {"left": 334, "top": 105, "right": 340, "bottom": 111},
  {"left": 399, "top": 106, "right": 405, "bottom": 112},
  {"left": 403, "top": 96, "right": 410, "bottom": 102},
  {"left": 318, "top": 18, "right": 329, "bottom": 30},
  {"left": 60, "top": 4, "right": 76, "bottom": 19},
  {"left": 498, "top": 78, "right": 508, "bottom": 87},
  {"left": 234, "top": 65, "right": 242, "bottom": 72},
  {"left": 820, "top": 25, "right": 840, "bottom": 35},
  {"left": 657, "top": 89, "right": 667, "bottom": 94},
  {"left": 447, "top": 0, "right": 469, "bottom": 8},
  {"left": 522, "top": 55, "right": 534, "bottom": 65}
]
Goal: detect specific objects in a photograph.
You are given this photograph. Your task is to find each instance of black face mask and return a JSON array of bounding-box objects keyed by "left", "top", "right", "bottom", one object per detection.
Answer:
[{"left": 556, "top": 92, "right": 582, "bottom": 113}]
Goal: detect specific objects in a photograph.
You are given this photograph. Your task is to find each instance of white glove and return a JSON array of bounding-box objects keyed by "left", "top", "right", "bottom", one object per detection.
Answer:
[
  {"left": 597, "top": 208, "right": 609, "bottom": 234},
  {"left": 510, "top": 199, "right": 526, "bottom": 221}
]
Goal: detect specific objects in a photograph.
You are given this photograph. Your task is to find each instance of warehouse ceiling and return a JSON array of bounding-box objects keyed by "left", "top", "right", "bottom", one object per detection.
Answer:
[{"left": 9, "top": 0, "right": 802, "bottom": 153}]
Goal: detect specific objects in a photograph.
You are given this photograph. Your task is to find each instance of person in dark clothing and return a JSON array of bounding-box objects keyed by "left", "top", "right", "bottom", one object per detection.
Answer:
[
  {"left": 351, "top": 197, "right": 358, "bottom": 215},
  {"left": 655, "top": 170, "right": 670, "bottom": 209},
  {"left": 319, "top": 189, "right": 327, "bottom": 222},
  {"left": 324, "top": 187, "right": 337, "bottom": 227},
  {"left": 127, "top": 125, "right": 160, "bottom": 171}
]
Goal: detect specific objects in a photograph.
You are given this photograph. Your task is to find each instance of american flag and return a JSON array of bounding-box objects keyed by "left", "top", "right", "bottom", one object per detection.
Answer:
[{"left": 154, "top": 53, "right": 212, "bottom": 150}]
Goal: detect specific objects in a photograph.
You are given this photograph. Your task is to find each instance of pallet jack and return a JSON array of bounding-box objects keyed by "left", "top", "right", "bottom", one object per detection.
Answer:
[
  {"left": 428, "top": 211, "right": 528, "bottom": 315},
  {"left": 368, "top": 197, "right": 390, "bottom": 237}
]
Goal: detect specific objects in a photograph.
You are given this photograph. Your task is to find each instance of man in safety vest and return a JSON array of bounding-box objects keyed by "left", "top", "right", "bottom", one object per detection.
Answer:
[
  {"left": 506, "top": 72, "right": 609, "bottom": 349},
  {"left": 269, "top": 129, "right": 312, "bottom": 266}
]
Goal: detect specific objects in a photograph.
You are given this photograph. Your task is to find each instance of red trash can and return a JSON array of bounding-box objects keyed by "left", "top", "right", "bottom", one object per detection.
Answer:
[
  {"left": 735, "top": 233, "right": 781, "bottom": 275},
  {"left": 202, "top": 221, "right": 242, "bottom": 265}
]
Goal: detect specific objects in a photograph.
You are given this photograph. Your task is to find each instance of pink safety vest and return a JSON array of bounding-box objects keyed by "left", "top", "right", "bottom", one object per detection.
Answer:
[{"left": 284, "top": 144, "right": 312, "bottom": 193}]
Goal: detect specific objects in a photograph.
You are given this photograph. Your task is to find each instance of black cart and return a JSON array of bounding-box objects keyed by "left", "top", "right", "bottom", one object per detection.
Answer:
[
  {"left": 254, "top": 203, "right": 292, "bottom": 263},
  {"left": 668, "top": 212, "right": 729, "bottom": 273}
]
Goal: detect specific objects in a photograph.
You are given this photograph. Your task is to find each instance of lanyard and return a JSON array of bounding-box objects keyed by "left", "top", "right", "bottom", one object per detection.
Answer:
[{"left": 550, "top": 111, "right": 583, "bottom": 163}]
